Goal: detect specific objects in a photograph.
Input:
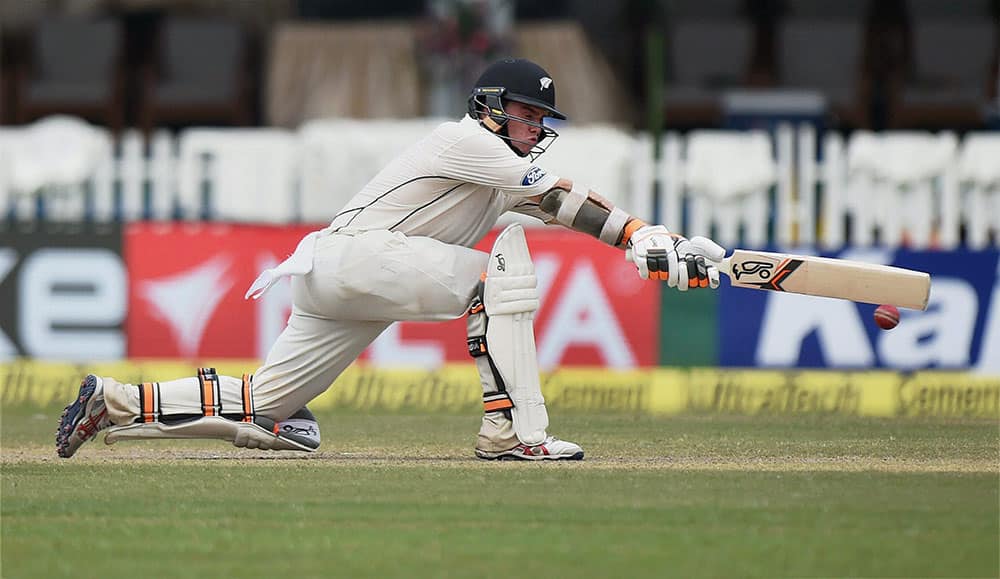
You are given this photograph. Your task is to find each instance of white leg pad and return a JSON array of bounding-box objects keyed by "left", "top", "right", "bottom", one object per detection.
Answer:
[
  {"left": 483, "top": 224, "right": 548, "bottom": 445},
  {"left": 103, "top": 417, "right": 316, "bottom": 452}
]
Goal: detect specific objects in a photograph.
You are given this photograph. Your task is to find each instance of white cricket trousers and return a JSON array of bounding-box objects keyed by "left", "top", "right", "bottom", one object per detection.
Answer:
[{"left": 251, "top": 230, "right": 489, "bottom": 419}]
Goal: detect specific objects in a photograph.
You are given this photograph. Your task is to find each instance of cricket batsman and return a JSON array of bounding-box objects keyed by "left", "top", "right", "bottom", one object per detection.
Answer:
[{"left": 57, "top": 58, "right": 726, "bottom": 461}]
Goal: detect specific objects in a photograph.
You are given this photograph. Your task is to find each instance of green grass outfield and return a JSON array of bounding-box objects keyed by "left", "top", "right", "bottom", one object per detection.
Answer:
[{"left": 2, "top": 407, "right": 998, "bottom": 579}]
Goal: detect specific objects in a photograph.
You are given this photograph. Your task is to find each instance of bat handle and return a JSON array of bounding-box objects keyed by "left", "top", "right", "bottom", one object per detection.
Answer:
[
  {"left": 634, "top": 249, "right": 734, "bottom": 278},
  {"left": 709, "top": 255, "right": 733, "bottom": 277}
]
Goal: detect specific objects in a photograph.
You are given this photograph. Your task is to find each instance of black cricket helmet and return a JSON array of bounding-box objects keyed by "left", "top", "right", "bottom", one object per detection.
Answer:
[{"left": 467, "top": 58, "right": 565, "bottom": 159}]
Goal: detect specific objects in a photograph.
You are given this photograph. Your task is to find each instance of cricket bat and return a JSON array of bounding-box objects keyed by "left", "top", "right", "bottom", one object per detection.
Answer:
[{"left": 710, "top": 249, "right": 931, "bottom": 311}]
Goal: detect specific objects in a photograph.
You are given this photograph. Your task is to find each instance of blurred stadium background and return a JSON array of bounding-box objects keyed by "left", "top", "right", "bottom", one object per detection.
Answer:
[
  {"left": 1, "top": 2, "right": 998, "bottom": 577},
  {"left": 1, "top": 0, "right": 998, "bottom": 412}
]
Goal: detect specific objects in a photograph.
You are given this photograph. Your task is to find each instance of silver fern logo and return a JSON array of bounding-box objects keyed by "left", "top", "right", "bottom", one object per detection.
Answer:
[{"left": 539, "top": 77, "right": 552, "bottom": 90}]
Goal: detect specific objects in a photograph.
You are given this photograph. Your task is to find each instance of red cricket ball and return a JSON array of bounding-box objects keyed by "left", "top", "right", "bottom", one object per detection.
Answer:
[{"left": 874, "top": 304, "right": 900, "bottom": 330}]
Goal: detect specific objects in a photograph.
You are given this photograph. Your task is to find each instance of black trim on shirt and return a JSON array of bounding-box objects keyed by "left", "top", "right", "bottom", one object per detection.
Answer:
[
  {"left": 388, "top": 182, "right": 465, "bottom": 231},
  {"left": 331, "top": 175, "right": 450, "bottom": 232}
]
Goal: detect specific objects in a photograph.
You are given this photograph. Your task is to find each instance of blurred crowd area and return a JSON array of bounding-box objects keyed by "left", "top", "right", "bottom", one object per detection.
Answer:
[{"left": 0, "top": 0, "right": 997, "bottom": 133}]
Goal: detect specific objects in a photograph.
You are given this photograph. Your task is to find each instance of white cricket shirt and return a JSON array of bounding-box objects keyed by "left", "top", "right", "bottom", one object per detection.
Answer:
[{"left": 322, "top": 115, "right": 560, "bottom": 248}]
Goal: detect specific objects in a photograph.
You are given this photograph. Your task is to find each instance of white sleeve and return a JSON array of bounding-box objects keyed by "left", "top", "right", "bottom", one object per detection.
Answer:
[{"left": 435, "top": 133, "right": 559, "bottom": 197}]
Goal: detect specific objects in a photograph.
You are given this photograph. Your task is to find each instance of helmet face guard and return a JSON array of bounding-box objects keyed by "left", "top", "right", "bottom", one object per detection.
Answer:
[{"left": 468, "top": 87, "right": 560, "bottom": 161}]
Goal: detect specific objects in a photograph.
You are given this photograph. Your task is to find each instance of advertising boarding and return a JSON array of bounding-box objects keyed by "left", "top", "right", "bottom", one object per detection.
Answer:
[
  {"left": 0, "top": 224, "right": 125, "bottom": 361},
  {"left": 3, "top": 223, "right": 996, "bottom": 373},
  {"left": 719, "top": 247, "right": 999, "bottom": 373},
  {"left": 124, "top": 224, "right": 659, "bottom": 368}
]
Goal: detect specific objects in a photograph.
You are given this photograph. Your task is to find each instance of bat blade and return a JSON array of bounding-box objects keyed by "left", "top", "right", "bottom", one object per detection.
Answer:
[{"left": 716, "top": 249, "right": 931, "bottom": 310}]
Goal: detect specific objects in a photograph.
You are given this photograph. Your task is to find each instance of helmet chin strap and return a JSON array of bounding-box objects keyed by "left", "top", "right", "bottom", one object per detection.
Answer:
[{"left": 482, "top": 116, "right": 505, "bottom": 133}]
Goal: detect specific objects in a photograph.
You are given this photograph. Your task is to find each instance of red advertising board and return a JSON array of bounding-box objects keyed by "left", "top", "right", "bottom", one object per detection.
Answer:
[{"left": 126, "top": 223, "right": 658, "bottom": 367}]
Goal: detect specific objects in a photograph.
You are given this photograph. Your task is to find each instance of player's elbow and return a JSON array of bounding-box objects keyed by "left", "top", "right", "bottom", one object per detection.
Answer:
[{"left": 549, "top": 178, "right": 573, "bottom": 193}]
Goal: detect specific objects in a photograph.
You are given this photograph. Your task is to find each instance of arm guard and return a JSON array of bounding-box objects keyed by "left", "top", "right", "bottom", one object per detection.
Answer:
[{"left": 539, "top": 184, "right": 645, "bottom": 247}]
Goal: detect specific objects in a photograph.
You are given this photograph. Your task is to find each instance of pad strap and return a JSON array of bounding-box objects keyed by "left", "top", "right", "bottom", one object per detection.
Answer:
[
  {"left": 241, "top": 373, "right": 255, "bottom": 423},
  {"left": 135, "top": 371, "right": 256, "bottom": 425},
  {"left": 198, "top": 368, "right": 222, "bottom": 417},
  {"left": 138, "top": 382, "right": 160, "bottom": 424},
  {"left": 467, "top": 288, "right": 509, "bottom": 403},
  {"left": 483, "top": 391, "right": 514, "bottom": 413},
  {"left": 467, "top": 336, "right": 487, "bottom": 357},
  {"left": 466, "top": 297, "right": 488, "bottom": 358}
]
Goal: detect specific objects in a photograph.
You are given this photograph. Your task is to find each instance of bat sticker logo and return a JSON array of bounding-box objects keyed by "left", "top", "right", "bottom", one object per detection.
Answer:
[
  {"left": 732, "top": 260, "right": 773, "bottom": 280},
  {"left": 495, "top": 253, "right": 506, "bottom": 272},
  {"left": 281, "top": 424, "right": 318, "bottom": 436}
]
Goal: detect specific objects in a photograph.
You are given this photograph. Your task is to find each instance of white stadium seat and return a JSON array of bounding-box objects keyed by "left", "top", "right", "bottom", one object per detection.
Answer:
[
  {"left": 176, "top": 128, "right": 300, "bottom": 223},
  {"left": 298, "top": 117, "right": 447, "bottom": 224},
  {"left": 0, "top": 127, "right": 26, "bottom": 219},
  {"left": 846, "top": 131, "right": 959, "bottom": 248},
  {"left": 682, "top": 130, "right": 777, "bottom": 247},
  {"left": 957, "top": 133, "right": 1000, "bottom": 249},
  {"left": 300, "top": 120, "right": 644, "bottom": 227},
  {"left": 538, "top": 125, "right": 641, "bottom": 210},
  {"left": 0, "top": 115, "right": 113, "bottom": 221},
  {"left": 1, "top": 116, "right": 996, "bottom": 251}
]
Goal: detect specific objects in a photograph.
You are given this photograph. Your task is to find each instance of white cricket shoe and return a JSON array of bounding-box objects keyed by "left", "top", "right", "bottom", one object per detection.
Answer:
[
  {"left": 56, "top": 375, "right": 112, "bottom": 458},
  {"left": 476, "top": 435, "right": 584, "bottom": 461},
  {"left": 474, "top": 413, "right": 583, "bottom": 460}
]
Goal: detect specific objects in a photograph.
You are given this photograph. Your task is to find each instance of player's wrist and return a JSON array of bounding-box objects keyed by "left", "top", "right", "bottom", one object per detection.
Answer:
[{"left": 620, "top": 218, "right": 649, "bottom": 248}]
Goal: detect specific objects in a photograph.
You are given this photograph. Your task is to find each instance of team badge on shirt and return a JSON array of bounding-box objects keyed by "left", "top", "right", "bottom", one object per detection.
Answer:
[{"left": 521, "top": 166, "right": 547, "bottom": 186}]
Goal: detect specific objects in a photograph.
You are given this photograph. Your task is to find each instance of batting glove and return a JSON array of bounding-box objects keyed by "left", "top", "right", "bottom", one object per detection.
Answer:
[{"left": 625, "top": 225, "right": 726, "bottom": 290}]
